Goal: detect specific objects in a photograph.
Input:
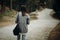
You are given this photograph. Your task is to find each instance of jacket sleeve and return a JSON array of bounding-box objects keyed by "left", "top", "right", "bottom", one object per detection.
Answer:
[{"left": 26, "top": 14, "right": 30, "bottom": 25}]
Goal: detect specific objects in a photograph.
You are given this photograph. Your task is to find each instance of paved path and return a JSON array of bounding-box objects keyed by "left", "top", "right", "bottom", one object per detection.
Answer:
[{"left": 0, "top": 8, "right": 60, "bottom": 40}]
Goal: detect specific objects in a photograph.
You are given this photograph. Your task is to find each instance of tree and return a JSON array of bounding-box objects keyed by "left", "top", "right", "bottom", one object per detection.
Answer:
[{"left": 0, "top": 0, "right": 42, "bottom": 12}]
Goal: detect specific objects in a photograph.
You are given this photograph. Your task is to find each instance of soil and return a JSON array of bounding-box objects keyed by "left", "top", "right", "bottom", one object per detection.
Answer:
[{"left": 0, "top": 17, "right": 15, "bottom": 27}]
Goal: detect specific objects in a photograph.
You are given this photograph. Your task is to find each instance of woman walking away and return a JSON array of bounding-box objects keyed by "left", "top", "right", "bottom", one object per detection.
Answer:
[{"left": 15, "top": 6, "right": 30, "bottom": 40}]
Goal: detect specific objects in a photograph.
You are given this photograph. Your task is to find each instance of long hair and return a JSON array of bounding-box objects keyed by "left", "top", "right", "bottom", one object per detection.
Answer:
[{"left": 21, "top": 6, "right": 27, "bottom": 12}]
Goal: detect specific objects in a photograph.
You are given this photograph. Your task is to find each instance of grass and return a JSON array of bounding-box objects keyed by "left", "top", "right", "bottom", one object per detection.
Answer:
[{"left": 0, "top": 9, "right": 16, "bottom": 27}]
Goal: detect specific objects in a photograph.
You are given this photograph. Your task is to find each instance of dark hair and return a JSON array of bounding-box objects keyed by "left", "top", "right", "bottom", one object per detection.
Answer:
[{"left": 21, "top": 7, "right": 27, "bottom": 12}]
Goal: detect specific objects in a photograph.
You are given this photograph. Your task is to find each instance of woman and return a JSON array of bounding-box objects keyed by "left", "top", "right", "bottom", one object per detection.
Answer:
[{"left": 15, "top": 6, "right": 30, "bottom": 40}]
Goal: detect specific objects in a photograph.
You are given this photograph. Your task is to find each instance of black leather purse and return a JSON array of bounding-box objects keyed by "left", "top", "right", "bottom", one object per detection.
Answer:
[{"left": 13, "top": 24, "right": 20, "bottom": 36}]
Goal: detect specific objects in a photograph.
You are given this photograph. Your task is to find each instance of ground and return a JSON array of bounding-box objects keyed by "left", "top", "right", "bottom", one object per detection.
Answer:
[
  {"left": 0, "top": 8, "right": 60, "bottom": 40},
  {"left": 48, "top": 23, "right": 60, "bottom": 40}
]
